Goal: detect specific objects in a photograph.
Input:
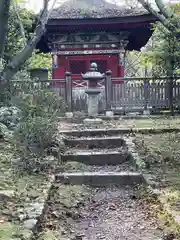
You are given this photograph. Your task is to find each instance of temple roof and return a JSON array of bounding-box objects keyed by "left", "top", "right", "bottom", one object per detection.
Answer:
[{"left": 50, "top": 0, "right": 149, "bottom": 19}]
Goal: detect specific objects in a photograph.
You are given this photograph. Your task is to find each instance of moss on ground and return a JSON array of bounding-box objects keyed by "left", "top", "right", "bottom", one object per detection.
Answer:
[
  {"left": 60, "top": 161, "right": 89, "bottom": 172},
  {"left": 0, "top": 142, "right": 49, "bottom": 239},
  {"left": 36, "top": 184, "right": 90, "bottom": 240},
  {"left": 135, "top": 132, "right": 180, "bottom": 236},
  {"left": 114, "top": 118, "right": 180, "bottom": 129},
  {"left": 135, "top": 132, "right": 180, "bottom": 188}
]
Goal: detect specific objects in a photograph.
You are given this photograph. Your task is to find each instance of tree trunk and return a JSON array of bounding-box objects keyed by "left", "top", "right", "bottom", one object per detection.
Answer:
[
  {"left": 0, "top": 0, "right": 11, "bottom": 60},
  {"left": 166, "top": 57, "right": 174, "bottom": 116},
  {"left": 155, "top": 0, "right": 173, "bottom": 19},
  {"left": 1, "top": 0, "right": 50, "bottom": 81},
  {"left": 138, "top": 0, "right": 173, "bottom": 31},
  {"left": 2, "top": 26, "right": 46, "bottom": 81},
  {"left": 12, "top": 0, "right": 26, "bottom": 46}
]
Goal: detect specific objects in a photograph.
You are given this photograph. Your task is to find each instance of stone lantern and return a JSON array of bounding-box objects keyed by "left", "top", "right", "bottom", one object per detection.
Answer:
[{"left": 82, "top": 62, "right": 104, "bottom": 123}]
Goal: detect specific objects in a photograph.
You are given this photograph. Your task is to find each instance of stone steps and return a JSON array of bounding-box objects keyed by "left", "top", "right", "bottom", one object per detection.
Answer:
[
  {"left": 55, "top": 172, "right": 145, "bottom": 187},
  {"left": 63, "top": 135, "right": 126, "bottom": 148},
  {"left": 62, "top": 148, "right": 131, "bottom": 165},
  {"left": 57, "top": 127, "right": 144, "bottom": 186},
  {"left": 61, "top": 127, "right": 180, "bottom": 138},
  {"left": 60, "top": 161, "right": 135, "bottom": 173},
  {"left": 62, "top": 128, "right": 131, "bottom": 137}
]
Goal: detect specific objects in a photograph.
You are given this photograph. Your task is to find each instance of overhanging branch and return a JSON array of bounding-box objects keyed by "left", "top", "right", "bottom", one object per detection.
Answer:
[
  {"left": 1, "top": 0, "right": 57, "bottom": 81},
  {"left": 155, "top": 0, "right": 173, "bottom": 19},
  {"left": 0, "top": 0, "right": 11, "bottom": 60},
  {"left": 12, "top": 0, "right": 26, "bottom": 46},
  {"left": 138, "top": 0, "right": 173, "bottom": 31}
]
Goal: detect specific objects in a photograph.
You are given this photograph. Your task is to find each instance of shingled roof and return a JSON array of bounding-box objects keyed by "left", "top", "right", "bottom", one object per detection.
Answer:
[{"left": 50, "top": 0, "right": 149, "bottom": 19}]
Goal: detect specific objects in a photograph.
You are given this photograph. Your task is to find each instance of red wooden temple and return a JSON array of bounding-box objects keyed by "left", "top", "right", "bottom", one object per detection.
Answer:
[{"left": 37, "top": 0, "right": 157, "bottom": 85}]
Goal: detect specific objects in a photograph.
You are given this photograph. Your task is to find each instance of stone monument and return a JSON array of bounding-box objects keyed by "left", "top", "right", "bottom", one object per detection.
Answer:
[{"left": 82, "top": 62, "right": 104, "bottom": 124}]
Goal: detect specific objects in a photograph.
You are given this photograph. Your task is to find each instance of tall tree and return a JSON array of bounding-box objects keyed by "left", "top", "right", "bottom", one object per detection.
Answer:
[
  {"left": 0, "top": 0, "right": 55, "bottom": 81},
  {"left": 0, "top": 0, "right": 11, "bottom": 66},
  {"left": 137, "top": 0, "right": 180, "bottom": 115},
  {"left": 138, "top": 0, "right": 177, "bottom": 31}
]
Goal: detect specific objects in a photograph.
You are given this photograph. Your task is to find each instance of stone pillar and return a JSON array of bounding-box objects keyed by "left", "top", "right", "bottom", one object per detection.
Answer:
[
  {"left": 65, "top": 71, "right": 73, "bottom": 118},
  {"left": 87, "top": 90, "right": 101, "bottom": 117},
  {"left": 105, "top": 70, "right": 113, "bottom": 117}
]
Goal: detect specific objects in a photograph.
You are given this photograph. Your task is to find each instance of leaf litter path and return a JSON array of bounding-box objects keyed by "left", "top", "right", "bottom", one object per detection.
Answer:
[
  {"left": 73, "top": 187, "right": 163, "bottom": 240},
  {"left": 45, "top": 186, "right": 163, "bottom": 240}
]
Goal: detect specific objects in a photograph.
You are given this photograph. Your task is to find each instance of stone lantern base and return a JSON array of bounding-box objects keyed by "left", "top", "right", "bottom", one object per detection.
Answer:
[
  {"left": 85, "top": 89, "right": 101, "bottom": 118},
  {"left": 65, "top": 112, "right": 73, "bottom": 118},
  {"left": 106, "top": 111, "right": 114, "bottom": 118},
  {"left": 83, "top": 117, "right": 103, "bottom": 125}
]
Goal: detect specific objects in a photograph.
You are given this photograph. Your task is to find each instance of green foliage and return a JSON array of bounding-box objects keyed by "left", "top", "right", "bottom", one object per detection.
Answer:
[
  {"left": 29, "top": 52, "right": 52, "bottom": 71},
  {"left": 141, "top": 3, "right": 180, "bottom": 77},
  {"left": 4, "top": 7, "right": 35, "bottom": 65},
  {"left": 12, "top": 89, "right": 66, "bottom": 119},
  {"left": 15, "top": 116, "right": 57, "bottom": 154},
  {"left": 0, "top": 222, "right": 19, "bottom": 240},
  {"left": 13, "top": 90, "right": 65, "bottom": 173},
  {"left": 4, "top": 5, "right": 51, "bottom": 73}
]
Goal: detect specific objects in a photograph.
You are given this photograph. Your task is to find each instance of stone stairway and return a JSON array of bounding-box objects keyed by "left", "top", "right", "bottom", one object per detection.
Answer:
[{"left": 56, "top": 128, "right": 145, "bottom": 187}]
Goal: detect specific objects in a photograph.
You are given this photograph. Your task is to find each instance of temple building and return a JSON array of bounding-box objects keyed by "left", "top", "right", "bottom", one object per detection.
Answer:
[{"left": 37, "top": 0, "right": 157, "bottom": 80}]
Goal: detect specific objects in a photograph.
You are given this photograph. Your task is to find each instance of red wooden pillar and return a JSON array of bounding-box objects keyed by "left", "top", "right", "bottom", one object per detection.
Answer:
[
  {"left": 118, "top": 65, "right": 125, "bottom": 77},
  {"left": 52, "top": 55, "right": 66, "bottom": 79}
]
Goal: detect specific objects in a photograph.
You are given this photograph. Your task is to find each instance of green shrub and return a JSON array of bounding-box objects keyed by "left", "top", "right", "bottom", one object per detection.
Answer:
[
  {"left": 11, "top": 89, "right": 66, "bottom": 119},
  {"left": 15, "top": 116, "right": 57, "bottom": 155},
  {"left": 12, "top": 89, "right": 65, "bottom": 173}
]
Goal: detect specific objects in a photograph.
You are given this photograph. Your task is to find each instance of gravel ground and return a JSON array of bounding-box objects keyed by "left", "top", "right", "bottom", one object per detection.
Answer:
[{"left": 74, "top": 187, "right": 163, "bottom": 240}]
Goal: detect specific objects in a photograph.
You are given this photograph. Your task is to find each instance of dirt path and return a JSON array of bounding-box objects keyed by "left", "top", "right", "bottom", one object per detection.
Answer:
[
  {"left": 73, "top": 187, "right": 163, "bottom": 240},
  {"left": 40, "top": 185, "right": 163, "bottom": 240}
]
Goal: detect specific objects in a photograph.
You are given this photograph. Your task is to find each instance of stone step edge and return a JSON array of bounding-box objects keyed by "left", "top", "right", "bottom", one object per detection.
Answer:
[
  {"left": 61, "top": 150, "right": 131, "bottom": 166},
  {"left": 62, "top": 149, "right": 128, "bottom": 156},
  {"left": 61, "top": 127, "right": 180, "bottom": 136},
  {"left": 56, "top": 171, "right": 141, "bottom": 176},
  {"left": 63, "top": 137, "right": 126, "bottom": 148},
  {"left": 55, "top": 171, "right": 145, "bottom": 186},
  {"left": 64, "top": 135, "right": 125, "bottom": 141},
  {"left": 25, "top": 175, "right": 55, "bottom": 239}
]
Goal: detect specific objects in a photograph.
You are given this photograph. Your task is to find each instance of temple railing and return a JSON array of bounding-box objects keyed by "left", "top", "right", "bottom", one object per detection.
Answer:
[{"left": 9, "top": 75, "right": 180, "bottom": 113}]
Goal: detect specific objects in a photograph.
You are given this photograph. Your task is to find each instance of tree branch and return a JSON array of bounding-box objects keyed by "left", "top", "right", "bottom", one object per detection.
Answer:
[
  {"left": 138, "top": 0, "right": 173, "bottom": 31},
  {"left": 155, "top": 0, "right": 173, "bottom": 19},
  {"left": 12, "top": 0, "right": 26, "bottom": 46},
  {"left": 0, "top": 0, "right": 11, "bottom": 60},
  {"left": 2, "top": 0, "right": 57, "bottom": 81}
]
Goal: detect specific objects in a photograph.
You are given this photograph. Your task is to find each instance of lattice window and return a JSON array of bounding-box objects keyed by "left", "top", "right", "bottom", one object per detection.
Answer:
[
  {"left": 70, "top": 60, "right": 87, "bottom": 74},
  {"left": 90, "top": 60, "right": 107, "bottom": 73}
]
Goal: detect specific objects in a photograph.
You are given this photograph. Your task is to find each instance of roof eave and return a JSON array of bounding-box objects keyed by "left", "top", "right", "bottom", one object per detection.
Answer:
[{"left": 47, "top": 13, "right": 157, "bottom": 26}]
